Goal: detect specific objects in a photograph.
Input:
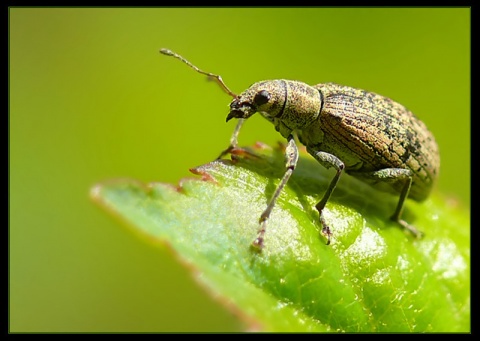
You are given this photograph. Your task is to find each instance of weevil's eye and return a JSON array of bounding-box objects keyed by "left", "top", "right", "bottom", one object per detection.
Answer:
[{"left": 253, "top": 90, "right": 271, "bottom": 106}]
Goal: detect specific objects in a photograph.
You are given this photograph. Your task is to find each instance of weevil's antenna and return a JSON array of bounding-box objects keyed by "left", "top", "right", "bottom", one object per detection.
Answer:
[{"left": 160, "top": 48, "right": 238, "bottom": 99}]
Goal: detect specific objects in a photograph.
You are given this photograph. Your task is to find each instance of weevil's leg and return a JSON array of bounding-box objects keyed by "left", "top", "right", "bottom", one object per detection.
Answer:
[
  {"left": 216, "top": 119, "right": 245, "bottom": 160},
  {"left": 252, "top": 135, "right": 298, "bottom": 249},
  {"left": 349, "top": 168, "right": 422, "bottom": 238},
  {"left": 307, "top": 148, "right": 345, "bottom": 245}
]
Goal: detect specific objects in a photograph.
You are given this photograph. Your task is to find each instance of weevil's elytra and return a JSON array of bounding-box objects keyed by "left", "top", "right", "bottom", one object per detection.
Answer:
[
  {"left": 160, "top": 48, "right": 440, "bottom": 249},
  {"left": 308, "top": 83, "right": 439, "bottom": 201}
]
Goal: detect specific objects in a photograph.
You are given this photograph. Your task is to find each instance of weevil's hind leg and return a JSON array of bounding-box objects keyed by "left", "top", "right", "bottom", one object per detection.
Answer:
[
  {"left": 252, "top": 135, "right": 298, "bottom": 249},
  {"left": 350, "top": 168, "right": 423, "bottom": 238},
  {"left": 307, "top": 148, "right": 345, "bottom": 245},
  {"left": 389, "top": 171, "right": 423, "bottom": 238}
]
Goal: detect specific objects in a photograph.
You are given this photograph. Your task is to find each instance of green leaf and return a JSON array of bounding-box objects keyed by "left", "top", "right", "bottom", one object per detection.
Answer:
[{"left": 91, "top": 143, "right": 470, "bottom": 332}]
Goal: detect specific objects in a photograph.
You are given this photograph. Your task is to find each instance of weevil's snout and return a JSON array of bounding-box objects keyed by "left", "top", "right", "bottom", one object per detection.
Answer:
[
  {"left": 226, "top": 82, "right": 277, "bottom": 122},
  {"left": 226, "top": 99, "right": 255, "bottom": 122}
]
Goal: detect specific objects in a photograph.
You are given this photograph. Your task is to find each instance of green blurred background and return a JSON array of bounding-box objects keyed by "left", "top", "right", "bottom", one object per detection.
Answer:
[{"left": 10, "top": 8, "right": 470, "bottom": 332}]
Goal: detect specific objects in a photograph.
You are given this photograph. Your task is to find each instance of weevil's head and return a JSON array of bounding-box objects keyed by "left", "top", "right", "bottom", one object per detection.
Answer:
[{"left": 226, "top": 80, "right": 286, "bottom": 122}]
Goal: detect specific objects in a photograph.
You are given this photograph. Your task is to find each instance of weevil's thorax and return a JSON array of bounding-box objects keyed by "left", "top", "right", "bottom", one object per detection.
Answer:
[
  {"left": 275, "top": 80, "right": 323, "bottom": 129},
  {"left": 227, "top": 80, "right": 322, "bottom": 133}
]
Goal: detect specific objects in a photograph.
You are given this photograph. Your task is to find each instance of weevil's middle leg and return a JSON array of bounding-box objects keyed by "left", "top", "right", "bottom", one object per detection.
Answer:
[
  {"left": 252, "top": 135, "right": 298, "bottom": 249},
  {"left": 307, "top": 148, "right": 345, "bottom": 245}
]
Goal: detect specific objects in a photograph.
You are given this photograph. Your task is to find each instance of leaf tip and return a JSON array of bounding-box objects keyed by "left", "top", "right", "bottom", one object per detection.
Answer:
[
  {"left": 253, "top": 141, "right": 272, "bottom": 150},
  {"left": 89, "top": 183, "right": 103, "bottom": 202}
]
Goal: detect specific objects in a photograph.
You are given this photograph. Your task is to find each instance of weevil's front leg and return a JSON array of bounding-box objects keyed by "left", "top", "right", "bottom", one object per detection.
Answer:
[
  {"left": 307, "top": 148, "right": 345, "bottom": 245},
  {"left": 350, "top": 168, "right": 422, "bottom": 238},
  {"left": 216, "top": 119, "right": 245, "bottom": 159},
  {"left": 252, "top": 135, "right": 298, "bottom": 249}
]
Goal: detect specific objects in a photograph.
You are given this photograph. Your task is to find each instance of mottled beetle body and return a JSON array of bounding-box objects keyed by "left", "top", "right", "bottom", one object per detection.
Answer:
[
  {"left": 228, "top": 80, "right": 439, "bottom": 201},
  {"left": 160, "top": 49, "right": 440, "bottom": 248}
]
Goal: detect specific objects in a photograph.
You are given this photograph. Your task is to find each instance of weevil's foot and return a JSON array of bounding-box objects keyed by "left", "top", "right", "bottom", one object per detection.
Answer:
[
  {"left": 391, "top": 216, "right": 424, "bottom": 239},
  {"left": 319, "top": 213, "right": 332, "bottom": 245},
  {"left": 217, "top": 146, "right": 261, "bottom": 161},
  {"left": 230, "top": 147, "right": 261, "bottom": 160},
  {"left": 251, "top": 219, "right": 267, "bottom": 250},
  {"left": 216, "top": 145, "right": 235, "bottom": 160},
  {"left": 251, "top": 237, "right": 264, "bottom": 250},
  {"left": 322, "top": 226, "right": 332, "bottom": 245}
]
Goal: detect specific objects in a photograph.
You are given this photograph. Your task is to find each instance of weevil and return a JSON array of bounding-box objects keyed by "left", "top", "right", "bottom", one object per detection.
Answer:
[{"left": 160, "top": 48, "right": 440, "bottom": 248}]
